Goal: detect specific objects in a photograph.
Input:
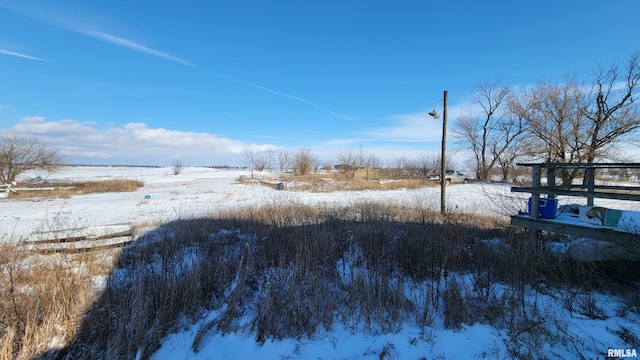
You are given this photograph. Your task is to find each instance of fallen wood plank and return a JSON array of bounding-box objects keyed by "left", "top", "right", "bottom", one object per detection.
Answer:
[
  {"left": 27, "top": 223, "right": 133, "bottom": 243},
  {"left": 20, "top": 236, "right": 134, "bottom": 255},
  {"left": 21, "top": 222, "right": 135, "bottom": 254},
  {"left": 25, "top": 229, "right": 133, "bottom": 245}
]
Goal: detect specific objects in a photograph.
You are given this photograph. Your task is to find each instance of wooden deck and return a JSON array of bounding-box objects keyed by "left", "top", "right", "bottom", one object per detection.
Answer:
[
  {"left": 511, "top": 214, "right": 640, "bottom": 247},
  {"left": 510, "top": 163, "right": 640, "bottom": 245}
]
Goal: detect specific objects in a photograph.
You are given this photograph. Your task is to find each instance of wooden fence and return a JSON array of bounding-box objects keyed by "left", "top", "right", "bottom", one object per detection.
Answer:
[{"left": 20, "top": 222, "right": 134, "bottom": 254}]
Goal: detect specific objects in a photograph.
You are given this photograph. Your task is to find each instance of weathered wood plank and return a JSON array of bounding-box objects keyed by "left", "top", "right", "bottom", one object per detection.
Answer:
[
  {"left": 24, "top": 229, "right": 133, "bottom": 245},
  {"left": 23, "top": 236, "right": 134, "bottom": 255},
  {"left": 21, "top": 223, "right": 134, "bottom": 254},
  {"left": 511, "top": 187, "right": 640, "bottom": 202},
  {"left": 510, "top": 215, "right": 640, "bottom": 247},
  {"left": 566, "top": 185, "right": 640, "bottom": 192},
  {"left": 516, "top": 162, "right": 640, "bottom": 169}
]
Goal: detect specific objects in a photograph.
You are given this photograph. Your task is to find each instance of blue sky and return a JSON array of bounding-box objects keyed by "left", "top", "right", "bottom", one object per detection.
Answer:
[{"left": 1, "top": 1, "right": 639, "bottom": 166}]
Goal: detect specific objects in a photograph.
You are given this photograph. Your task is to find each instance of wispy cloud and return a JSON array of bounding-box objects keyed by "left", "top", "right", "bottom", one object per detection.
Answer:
[
  {"left": 0, "top": 4, "right": 193, "bottom": 67},
  {"left": 220, "top": 75, "right": 352, "bottom": 120},
  {"left": 0, "top": 48, "right": 46, "bottom": 61},
  {"left": 319, "top": 99, "right": 477, "bottom": 150},
  {"left": 81, "top": 29, "right": 196, "bottom": 68}
]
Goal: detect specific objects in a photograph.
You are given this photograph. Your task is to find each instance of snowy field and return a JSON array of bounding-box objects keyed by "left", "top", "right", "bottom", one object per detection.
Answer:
[
  {"left": 1, "top": 166, "right": 528, "bottom": 242},
  {"left": 1, "top": 166, "right": 639, "bottom": 359}
]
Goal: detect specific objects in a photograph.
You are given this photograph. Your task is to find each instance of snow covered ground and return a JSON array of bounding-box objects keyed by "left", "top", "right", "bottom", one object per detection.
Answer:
[
  {"left": 1, "top": 166, "right": 526, "bottom": 242},
  {"left": 1, "top": 166, "right": 639, "bottom": 359}
]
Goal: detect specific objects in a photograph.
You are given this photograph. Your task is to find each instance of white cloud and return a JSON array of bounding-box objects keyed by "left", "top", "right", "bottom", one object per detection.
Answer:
[
  {"left": 363, "top": 111, "right": 445, "bottom": 143},
  {"left": 376, "top": 99, "right": 480, "bottom": 141},
  {"left": 3, "top": 117, "right": 262, "bottom": 166},
  {"left": 0, "top": 48, "right": 47, "bottom": 61},
  {"left": 313, "top": 98, "right": 479, "bottom": 162},
  {"left": 14, "top": 116, "right": 96, "bottom": 134}
]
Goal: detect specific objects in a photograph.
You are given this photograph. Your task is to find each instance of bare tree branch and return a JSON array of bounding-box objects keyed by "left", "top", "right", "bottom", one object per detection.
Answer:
[
  {"left": 453, "top": 80, "right": 526, "bottom": 181},
  {"left": 0, "top": 134, "right": 64, "bottom": 184}
]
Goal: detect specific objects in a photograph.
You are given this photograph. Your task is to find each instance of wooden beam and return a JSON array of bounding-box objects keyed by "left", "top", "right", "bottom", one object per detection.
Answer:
[
  {"left": 511, "top": 187, "right": 640, "bottom": 202},
  {"left": 516, "top": 162, "right": 640, "bottom": 169},
  {"left": 510, "top": 215, "right": 640, "bottom": 247},
  {"left": 566, "top": 185, "right": 640, "bottom": 192}
]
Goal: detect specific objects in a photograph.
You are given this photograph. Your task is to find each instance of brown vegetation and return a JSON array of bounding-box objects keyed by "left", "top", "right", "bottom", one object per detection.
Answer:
[
  {"left": 256, "top": 172, "right": 440, "bottom": 192},
  {"left": 11, "top": 180, "right": 144, "bottom": 199},
  {"left": 0, "top": 245, "right": 121, "bottom": 359},
  {"left": 1, "top": 202, "right": 637, "bottom": 359}
]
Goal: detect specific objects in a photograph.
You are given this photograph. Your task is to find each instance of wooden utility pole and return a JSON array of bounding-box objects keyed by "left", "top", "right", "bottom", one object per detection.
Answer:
[{"left": 441, "top": 90, "right": 448, "bottom": 214}]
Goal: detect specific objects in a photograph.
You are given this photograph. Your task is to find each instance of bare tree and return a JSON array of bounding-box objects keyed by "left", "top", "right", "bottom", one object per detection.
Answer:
[
  {"left": 355, "top": 146, "right": 381, "bottom": 170},
  {"left": 413, "top": 153, "right": 436, "bottom": 180},
  {"left": 336, "top": 147, "right": 380, "bottom": 179},
  {"left": 244, "top": 147, "right": 264, "bottom": 179},
  {"left": 453, "top": 80, "right": 527, "bottom": 181},
  {"left": 388, "top": 155, "right": 413, "bottom": 179},
  {"left": 277, "top": 151, "right": 291, "bottom": 172},
  {"left": 512, "top": 76, "right": 587, "bottom": 185},
  {"left": 494, "top": 126, "right": 532, "bottom": 182},
  {"left": 516, "top": 69, "right": 638, "bottom": 184},
  {"left": 0, "top": 134, "right": 63, "bottom": 184},
  {"left": 415, "top": 152, "right": 459, "bottom": 180},
  {"left": 336, "top": 149, "right": 357, "bottom": 174},
  {"left": 292, "top": 148, "right": 317, "bottom": 175},
  {"left": 509, "top": 54, "right": 640, "bottom": 186},
  {"left": 264, "top": 148, "right": 275, "bottom": 171},
  {"left": 583, "top": 53, "right": 640, "bottom": 163}
]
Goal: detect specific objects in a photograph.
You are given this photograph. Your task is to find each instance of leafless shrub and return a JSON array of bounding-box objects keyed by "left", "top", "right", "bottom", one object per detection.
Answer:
[
  {"left": 170, "top": 159, "right": 183, "bottom": 175},
  {"left": 443, "top": 277, "right": 467, "bottom": 329},
  {"left": 610, "top": 325, "right": 640, "bottom": 348}
]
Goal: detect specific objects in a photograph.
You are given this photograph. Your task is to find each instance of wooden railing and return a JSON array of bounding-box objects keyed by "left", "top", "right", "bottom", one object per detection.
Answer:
[{"left": 510, "top": 163, "right": 640, "bottom": 246}]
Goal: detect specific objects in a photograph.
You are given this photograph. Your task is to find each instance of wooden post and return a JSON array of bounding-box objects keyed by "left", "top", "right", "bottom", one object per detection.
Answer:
[
  {"left": 586, "top": 167, "right": 595, "bottom": 206},
  {"left": 547, "top": 166, "right": 556, "bottom": 200},
  {"left": 440, "top": 90, "right": 448, "bottom": 215},
  {"left": 530, "top": 165, "right": 541, "bottom": 241}
]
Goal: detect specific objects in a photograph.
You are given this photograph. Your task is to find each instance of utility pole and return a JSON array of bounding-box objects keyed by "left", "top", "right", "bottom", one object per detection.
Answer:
[{"left": 440, "top": 90, "right": 448, "bottom": 214}]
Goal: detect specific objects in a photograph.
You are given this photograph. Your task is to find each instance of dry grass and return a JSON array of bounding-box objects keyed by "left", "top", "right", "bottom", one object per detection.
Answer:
[
  {"left": 257, "top": 173, "right": 438, "bottom": 192},
  {"left": 0, "top": 244, "right": 120, "bottom": 359},
  {"left": 11, "top": 180, "right": 144, "bottom": 199},
  {"left": 2, "top": 201, "right": 637, "bottom": 359}
]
